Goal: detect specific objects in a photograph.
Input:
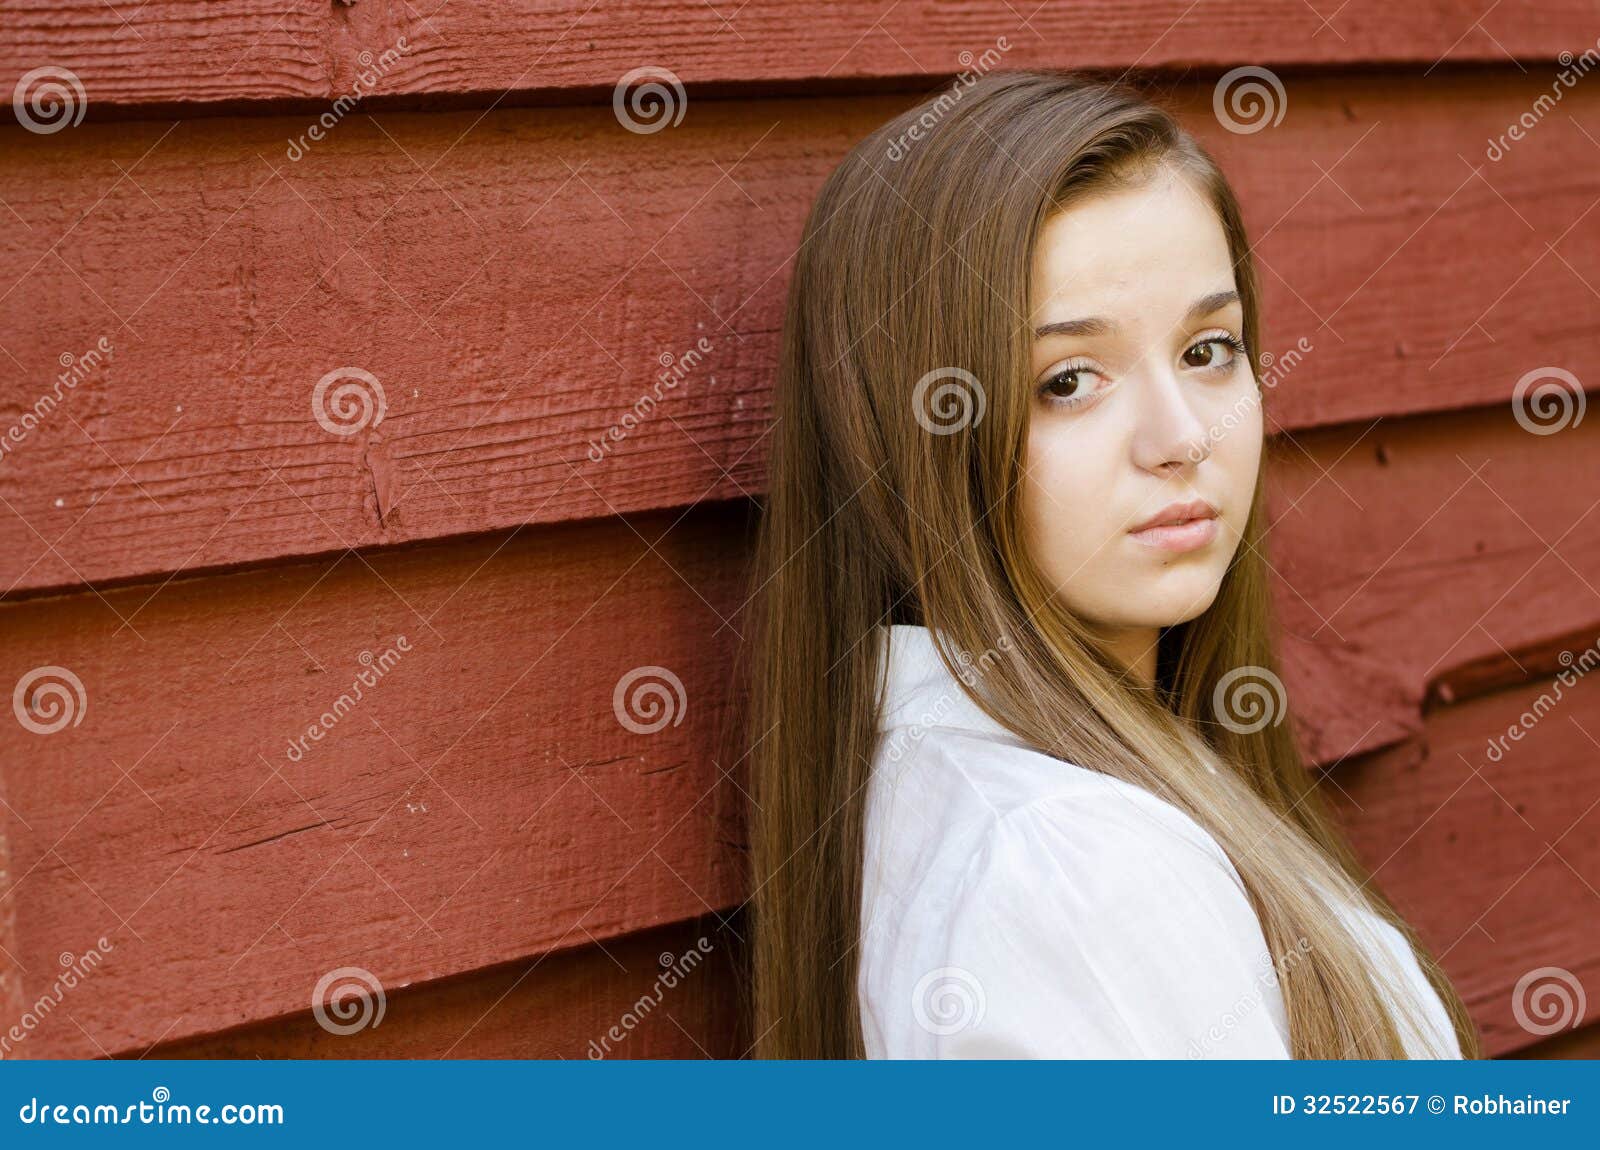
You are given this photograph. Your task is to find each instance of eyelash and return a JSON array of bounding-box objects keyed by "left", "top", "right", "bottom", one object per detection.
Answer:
[{"left": 1036, "top": 332, "right": 1249, "bottom": 410}]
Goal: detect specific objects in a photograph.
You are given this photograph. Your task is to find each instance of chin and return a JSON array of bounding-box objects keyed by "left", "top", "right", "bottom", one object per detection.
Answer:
[{"left": 1117, "top": 571, "right": 1224, "bottom": 628}]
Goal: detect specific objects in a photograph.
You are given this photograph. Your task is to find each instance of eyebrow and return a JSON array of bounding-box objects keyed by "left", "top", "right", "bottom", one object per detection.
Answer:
[{"left": 1032, "top": 289, "right": 1241, "bottom": 339}]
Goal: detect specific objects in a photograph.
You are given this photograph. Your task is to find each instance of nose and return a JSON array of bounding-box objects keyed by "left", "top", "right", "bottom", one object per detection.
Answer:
[{"left": 1130, "top": 364, "right": 1212, "bottom": 472}]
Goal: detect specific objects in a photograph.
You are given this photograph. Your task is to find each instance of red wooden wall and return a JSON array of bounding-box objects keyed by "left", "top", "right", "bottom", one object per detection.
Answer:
[{"left": 1, "top": 1, "right": 1598, "bottom": 1059}]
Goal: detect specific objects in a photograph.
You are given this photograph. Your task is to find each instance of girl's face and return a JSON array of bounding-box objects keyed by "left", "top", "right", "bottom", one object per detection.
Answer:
[{"left": 1021, "top": 164, "right": 1263, "bottom": 662}]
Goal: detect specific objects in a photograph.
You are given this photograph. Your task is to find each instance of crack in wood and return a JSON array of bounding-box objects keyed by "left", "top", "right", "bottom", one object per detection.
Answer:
[{"left": 217, "top": 820, "right": 337, "bottom": 854}]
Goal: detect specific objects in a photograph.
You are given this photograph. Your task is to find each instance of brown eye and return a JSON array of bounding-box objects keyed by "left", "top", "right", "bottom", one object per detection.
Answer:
[
  {"left": 1035, "top": 361, "right": 1107, "bottom": 409},
  {"left": 1183, "top": 337, "right": 1240, "bottom": 370},
  {"left": 1043, "top": 369, "right": 1084, "bottom": 398}
]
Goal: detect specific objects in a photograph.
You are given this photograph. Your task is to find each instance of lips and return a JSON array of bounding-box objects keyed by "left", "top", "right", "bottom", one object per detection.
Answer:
[
  {"left": 1128, "top": 498, "right": 1219, "bottom": 535},
  {"left": 1128, "top": 498, "right": 1221, "bottom": 554}
]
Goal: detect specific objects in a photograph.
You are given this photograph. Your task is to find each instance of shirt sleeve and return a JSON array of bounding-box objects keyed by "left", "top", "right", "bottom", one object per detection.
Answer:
[{"left": 930, "top": 787, "right": 1293, "bottom": 1059}]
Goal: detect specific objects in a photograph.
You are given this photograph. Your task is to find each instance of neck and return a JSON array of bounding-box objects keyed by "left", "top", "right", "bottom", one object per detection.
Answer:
[{"left": 1094, "top": 625, "right": 1161, "bottom": 687}]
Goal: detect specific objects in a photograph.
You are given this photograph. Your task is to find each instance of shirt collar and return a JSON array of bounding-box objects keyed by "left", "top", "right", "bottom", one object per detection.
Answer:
[
  {"left": 877, "top": 625, "right": 1233, "bottom": 778},
  {"left": 875, "top": 624, "right": 1019, "bottom": 741}
]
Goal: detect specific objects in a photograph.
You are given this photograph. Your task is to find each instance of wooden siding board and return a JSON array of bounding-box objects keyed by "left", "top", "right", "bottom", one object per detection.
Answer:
[
  {"left": 3, "top": 74, "right": 1597, "bottom": 596},
  {"left": 144, "top": 914, "right": 747, "bottom": 1060},
  {"left": 0, "top": 1, "right": 1593, "bottom": 113}
]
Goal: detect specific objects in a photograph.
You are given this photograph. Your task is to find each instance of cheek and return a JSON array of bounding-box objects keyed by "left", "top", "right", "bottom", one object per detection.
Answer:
[
  {"left": 1021, "top": 423, "right": 1112, "bottom": 567},
  {"left": 1204, "top": 381, "right": 1265, "bottom": 527}
]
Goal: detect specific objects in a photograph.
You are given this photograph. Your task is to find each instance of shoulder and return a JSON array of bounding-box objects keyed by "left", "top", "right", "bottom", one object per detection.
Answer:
[
  {"left": 950, "top": 782, "right": 1250, "bottom": 941},
  {"left": 878, "top": 720, "right": 1239, "bottom": 884},
  {"left": 920, "top": 779, "right": 1293, "bottom": 1058}
]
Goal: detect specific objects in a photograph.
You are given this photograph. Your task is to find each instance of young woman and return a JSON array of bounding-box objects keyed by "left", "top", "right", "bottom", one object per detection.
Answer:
[{"left": 743, "top": 70, "right": 1480, "bottom": 1059}]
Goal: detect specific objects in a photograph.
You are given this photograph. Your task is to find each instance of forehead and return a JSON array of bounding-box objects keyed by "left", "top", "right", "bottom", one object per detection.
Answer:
[{"left": 1029, "top": 167, "right": 1236, "bottom": 323}]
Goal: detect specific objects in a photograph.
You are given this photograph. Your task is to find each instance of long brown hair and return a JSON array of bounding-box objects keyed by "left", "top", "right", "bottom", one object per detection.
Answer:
[{"left": 743, "top": 70, "right": 1480, "bottom": 1059}]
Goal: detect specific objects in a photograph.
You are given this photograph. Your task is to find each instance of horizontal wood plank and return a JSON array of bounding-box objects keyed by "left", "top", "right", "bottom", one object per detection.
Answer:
[
  {"left": 145, "top": 913, "right": 747, "bottom": 1059},
  {"left": 0, "top": 505, "right": 751, "bottom": 1057},
  {"left": 2, "top": 72, "right": 1595, "bottom": 597},
  {"left": 0, "top": 1, "right": 1590, "bottom": 114}
]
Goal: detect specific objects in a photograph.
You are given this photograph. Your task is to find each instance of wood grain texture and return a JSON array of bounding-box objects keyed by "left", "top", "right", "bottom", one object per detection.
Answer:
[
  {"left": 1330, "top": 669, "right": 1600, "bottom": 1057},
  {"left": 1268, "top": 404, "right": 1600, "bottom": 767},
  {"left": 0, "top": 1, "right": 1591, "bottom": 114},
  {"left": 147, "top": 913, "right": 748, "bottom": 1059},
  {"left": 3, "top": 72, "right": 1596, "bottom": 597},
  {"left": 0, "top": 504, "right": 752, "bottom": 1057}
]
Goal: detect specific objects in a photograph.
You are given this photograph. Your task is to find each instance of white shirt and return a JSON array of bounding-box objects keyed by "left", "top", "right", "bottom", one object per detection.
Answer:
[{"left": 858, "top": 624, "right": 1463, "bottom": 1059}]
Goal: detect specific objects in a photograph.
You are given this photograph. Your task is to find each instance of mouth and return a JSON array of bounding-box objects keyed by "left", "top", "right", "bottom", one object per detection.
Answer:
[{"left": 1127, "top": 498, "right": 1221, "bottom": 554}]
